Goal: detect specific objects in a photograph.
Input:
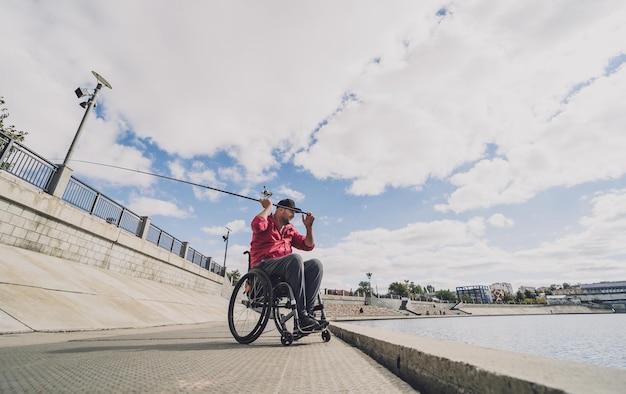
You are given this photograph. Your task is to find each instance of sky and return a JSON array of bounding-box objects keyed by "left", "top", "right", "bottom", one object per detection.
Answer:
[{"left": 2, "top": 0, "right": 626, "bottom": 295}]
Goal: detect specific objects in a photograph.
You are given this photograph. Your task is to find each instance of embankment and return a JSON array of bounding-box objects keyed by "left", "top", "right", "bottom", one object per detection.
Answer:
[{"left": 455, "top": 303, "right": 610, "bottom": 316}]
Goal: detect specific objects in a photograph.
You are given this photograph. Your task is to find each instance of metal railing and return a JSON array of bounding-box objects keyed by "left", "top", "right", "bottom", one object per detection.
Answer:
[
  {"left": 187, "top": 246, "right": 225, "bottom": 276},
  {"left": 0, "top": 133, "right": 56, "bottom": 190},
  {"left": 0, "top": 130, "right": 222, "bottom": 275},
  {"left": 62, "top": 177, "right": 144, "bottom": 235}
]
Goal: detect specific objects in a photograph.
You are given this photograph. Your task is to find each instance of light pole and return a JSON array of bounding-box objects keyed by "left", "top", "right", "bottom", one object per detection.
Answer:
[
  {"left": 222, "top": 227, "right": 231, "bottom": 277},
  {"left": 63, "top": 71, "right": 112, "bottom": 166},
  {"left": 366, "top": 272, "right": 372, "bottom": 297},
  {"left": 48, "top": 71, "right": 113, "bottom": 198}
]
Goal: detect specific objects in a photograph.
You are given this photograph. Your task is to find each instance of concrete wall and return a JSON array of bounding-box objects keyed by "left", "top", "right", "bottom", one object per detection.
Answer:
[
  {"left": 0, "top": 242, "right": 230, "bottom": 333},
  {"left": 369, "top": 296, "right": 403, "bottom": 310},
  {"left": 456, "top": 303, "right": 608, "bottom": 316},
  {"left": 322, "top": 294, "right": 365, "bottom": 306},
  {"left": 0, "top": 172, "right": 225, "bottom": 296}
]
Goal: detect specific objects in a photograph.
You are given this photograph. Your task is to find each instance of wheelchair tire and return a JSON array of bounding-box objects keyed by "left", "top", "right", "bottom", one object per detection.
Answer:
[{"left": 228, "top": 269, "right": 273, "bottom": 344}]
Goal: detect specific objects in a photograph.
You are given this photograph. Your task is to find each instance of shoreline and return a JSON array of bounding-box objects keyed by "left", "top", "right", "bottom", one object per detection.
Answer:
[{"left": 328, "top": 302, "right": 613, "bottom": 322}]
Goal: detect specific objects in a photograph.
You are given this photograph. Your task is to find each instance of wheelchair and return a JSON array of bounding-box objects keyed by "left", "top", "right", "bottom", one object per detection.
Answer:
[{"left": 227, "top": 267, "right": 331, "bottom": 346}]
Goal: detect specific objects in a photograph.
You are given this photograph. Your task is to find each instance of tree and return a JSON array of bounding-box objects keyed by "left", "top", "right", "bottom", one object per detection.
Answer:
[
  {"left": 409, "top": 282, "right": 422, "bottom": 295},
  {"left": 356, "top": 281, "right": 372, "bottom": 295},
  {"left": 408, "top": 282, "right": 424, "bottom": 300},
  {"left": 524, "top": 289, "right": 536, "bottom": 299},
  {"left": 434, "top": 289, "right": 457, "bottom": 302},
  {"left": 1, "top": 97, "right": 28, "bottom": 171},
  {"left": 460, "top": 294, "right": 473, "bottom": 303},
  {"left": 503, "top": 293, "right": 515, "bottom": 303},
  {"left": 0, "top": 97, "right": 28, "bottom": 142},
  {"left": 227, "top": 269, "right": 241, "bottom": 284},
  {"left": 388, "top": 282, "right": 409, "bottom": 297}
]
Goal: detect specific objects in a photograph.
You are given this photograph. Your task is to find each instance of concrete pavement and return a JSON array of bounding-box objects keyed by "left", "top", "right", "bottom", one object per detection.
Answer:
[
  {"left": 0, "top": 322, "right": 417, "bottom": 393},
  {"left": 0, "top": 243, "right": 417, "bottom": 392}
]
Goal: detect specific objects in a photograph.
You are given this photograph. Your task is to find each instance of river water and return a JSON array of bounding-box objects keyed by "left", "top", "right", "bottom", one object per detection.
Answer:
[{"left": 347, "top": 313, "right": 626, "bottom": 370}]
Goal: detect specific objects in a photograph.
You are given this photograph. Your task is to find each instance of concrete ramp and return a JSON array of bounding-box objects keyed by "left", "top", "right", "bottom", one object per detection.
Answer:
[{"left": 0, "top": 243, "right": 230, "bottom": 334}]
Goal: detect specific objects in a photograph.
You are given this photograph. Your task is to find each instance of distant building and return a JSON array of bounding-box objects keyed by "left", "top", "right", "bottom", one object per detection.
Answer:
[
  {"left": 456, "top": 285, "right": 493, "bottom": 304},
  {"left": 549, "top": 281, "right": 626, "bottom": 311},
  {"left": 490, "top": 282, "right": 513, "bottom": 294},
  {"left": 518, "top": 286, "right": 536, "bottom": 295},
  {"left": 552, "top": 285, "right": 583, "bottom": 296},
  {"left": 490, "top": 282, "right": 513, "bottom": 303},
  {"left": 545, "top": 295, "right": 581, "bottom": 305},
  {"left": 580, "top": 281, "right": 626, "bottom": 294}
]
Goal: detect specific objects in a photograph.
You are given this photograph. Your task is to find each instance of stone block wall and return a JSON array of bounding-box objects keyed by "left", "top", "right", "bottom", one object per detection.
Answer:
[{"left": 0, "top": 172, "right": 225, "bottom": 296}]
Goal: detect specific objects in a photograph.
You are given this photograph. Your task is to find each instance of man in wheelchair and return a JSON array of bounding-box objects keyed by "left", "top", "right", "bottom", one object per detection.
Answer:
[{"left": 249, "top": 197, "right": 326, "bottom": 332}]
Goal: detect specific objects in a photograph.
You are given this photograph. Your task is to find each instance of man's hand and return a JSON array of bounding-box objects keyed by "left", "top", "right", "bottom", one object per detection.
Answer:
[
  {"left": 260, "top": 198, "right": 273, "bottom": 209},
  {"left": 302, "top": 212, "right": 315, "bottom": 228}
]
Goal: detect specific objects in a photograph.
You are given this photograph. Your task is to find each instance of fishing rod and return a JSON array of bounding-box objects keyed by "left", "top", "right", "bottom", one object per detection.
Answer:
[{"left": 72, "top": 160, "right": 306, "bottom": 213}]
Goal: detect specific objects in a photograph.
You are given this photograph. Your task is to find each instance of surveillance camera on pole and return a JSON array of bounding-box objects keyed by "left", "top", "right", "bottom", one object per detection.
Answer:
[{"left": 62, "top": 71, "right": 112, "bottom": 167}]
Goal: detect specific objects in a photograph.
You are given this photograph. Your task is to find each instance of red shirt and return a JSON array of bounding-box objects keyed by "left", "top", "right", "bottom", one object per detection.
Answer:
[{"left": 249, "top": 213, "right": 314, "bottom": 268}]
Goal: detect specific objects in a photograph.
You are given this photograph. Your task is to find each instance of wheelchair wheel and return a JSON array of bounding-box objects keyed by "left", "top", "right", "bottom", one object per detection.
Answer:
[
  {"left": 322, "top": 329, "right": 331, "bottom": 342},
  {"left": 228, "top": 269, "right": 273, "bottom": 344}
]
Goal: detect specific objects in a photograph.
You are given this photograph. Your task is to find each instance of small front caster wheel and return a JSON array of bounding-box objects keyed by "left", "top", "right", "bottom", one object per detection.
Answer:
[
  {"left": 281, "top": 332, "right": 294, "bottom": 346},
  {"left": 321, "top": 330, "right": 331, "bottom": 342}
]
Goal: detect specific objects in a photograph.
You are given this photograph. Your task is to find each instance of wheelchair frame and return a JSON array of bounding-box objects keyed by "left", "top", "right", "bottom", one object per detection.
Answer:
[{"left": 228, "top": 268, "right": 331, "bottom": 345}]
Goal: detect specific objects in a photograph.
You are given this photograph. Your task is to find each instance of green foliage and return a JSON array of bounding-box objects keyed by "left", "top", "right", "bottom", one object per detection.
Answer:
[
  {"left": 0, "top": 97, "right": 28, "bottom": 142},
  {"left": 408, "top": 282, "right": 422, "bottom": 295},
  {"left": 388, "top": 281, "right": 409, "bottom": 297},
  {"left": 1, "top": 97, "right": 29, "bottom": 171},
  {"left": 434, "top": 289, "right": 457, "bottom": 302},
  {"left": 227, "top": 269, "right": 241, "bottom": 283},
  {"left": 356, "top": 280, "right": 372, "bottom": 295},
  {"left": 461, "top": 294, "right": 473, "bottom": 303},
  {"left": 523, "top": 289, "right": 538, "bottom": 300}
]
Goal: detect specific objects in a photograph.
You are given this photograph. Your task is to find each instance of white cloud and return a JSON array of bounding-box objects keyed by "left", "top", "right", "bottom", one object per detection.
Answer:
[
  {"left": 126, "top": 196, "right": 193, "bottom": 219},
  {"left": 275, "top": 186, "right": 305, "bottom": 203},
  {"left": 3, "top": 0, "right": 626, "bottom": 293},
  {"left": 201, "top": 219, "right": 247, "bottom": 236},
  {"left": 488, "top": 213, "right": 515, "bottom": 228}
]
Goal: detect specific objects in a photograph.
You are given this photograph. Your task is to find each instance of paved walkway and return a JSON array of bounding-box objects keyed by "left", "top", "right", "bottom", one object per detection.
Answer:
[{"left": 0, "top": 322, "right": 417, "bottom": 393}]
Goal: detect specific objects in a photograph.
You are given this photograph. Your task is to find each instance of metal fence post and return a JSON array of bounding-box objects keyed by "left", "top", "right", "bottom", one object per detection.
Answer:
[
  {"left": 138, "top": 216, "right": 151, "bottom": 240},
  {"left": 0, "top": 138, "right": 14, "bottom": 165}
]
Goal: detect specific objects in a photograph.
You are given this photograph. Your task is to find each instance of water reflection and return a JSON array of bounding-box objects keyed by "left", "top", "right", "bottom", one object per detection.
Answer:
[{"left": 348, "top": 313, "right": 626, "bottom": 369}]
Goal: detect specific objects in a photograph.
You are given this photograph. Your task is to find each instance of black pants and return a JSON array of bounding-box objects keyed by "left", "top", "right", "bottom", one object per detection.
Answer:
[{"left": 257, "top": 254, "right": 323, "bottom": 315}]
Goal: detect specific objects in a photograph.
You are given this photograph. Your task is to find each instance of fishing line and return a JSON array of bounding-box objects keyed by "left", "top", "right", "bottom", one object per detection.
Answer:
[{"left": 72, "top": 160, "right": 305, "bottom": 213}]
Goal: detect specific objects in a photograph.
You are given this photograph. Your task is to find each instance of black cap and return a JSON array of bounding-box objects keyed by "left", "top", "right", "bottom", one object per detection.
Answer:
[{"left": 277, "top": 199, "right": 302, "bottom": 213}]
